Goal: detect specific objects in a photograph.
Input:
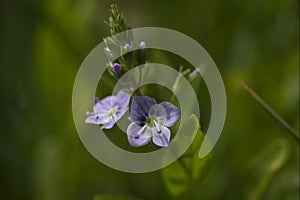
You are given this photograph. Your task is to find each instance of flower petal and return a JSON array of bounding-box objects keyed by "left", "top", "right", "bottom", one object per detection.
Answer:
[
  {"left": 127, "top": 123, "right": 152, "bottom": 147},
  {"left": 130, "top": 96, "right": 157, "bottom": 124},
  {"left": 116, "top": 90, "right": 130, "bottom": 110},
  {"left": 160, "top": 102, "right": 180, "bottom": 127},
  {"left": 128, "top": 135, "right": 151, "bottom": 147},
  {"left": 149, "top": 104, "right": 167, "bottom": 125},
  {"left": 100, "top": 95, "right": 117, "bottom": 108},
  {"left": 93, "top": 97, "right": 115, "bottom": 113},
  {"left": 152, "top": 126, "right": 170, "bottom": 147},
  {"left": 102, "top": 118, "right": 116, "bottom": 129},
  {"left": 103, "top": 107, "right": 128, "bottom": 129},
  {"left": 115, "top": 107, "right": 128, "bottom": 121},
  {"left": 85, "top": 113, "right": 112, "bottom": 125}
]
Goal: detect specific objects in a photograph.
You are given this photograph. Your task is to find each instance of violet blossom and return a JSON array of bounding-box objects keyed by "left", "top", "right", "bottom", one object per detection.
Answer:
[
  {"left": 85, "top": 90, "right": 130, "bottom": 129},
  {"left": 127, "top": 96, "right": 180, "bottom": 147}
]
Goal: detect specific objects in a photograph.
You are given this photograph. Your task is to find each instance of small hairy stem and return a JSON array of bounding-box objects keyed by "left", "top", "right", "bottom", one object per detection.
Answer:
[{"left": 241, "top": 81, "right": 299, "bottom": 144}]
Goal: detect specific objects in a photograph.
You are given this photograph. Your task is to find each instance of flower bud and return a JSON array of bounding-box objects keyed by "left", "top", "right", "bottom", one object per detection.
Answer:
[
  {"left": 113, "top": 63, "right": 121, "bottom": 75},
  {"left": 139, "top": 41, "right": 146, "bottom": 49},
  {"left": 124, "top": 43, "right": 131, "bottom": 51}
]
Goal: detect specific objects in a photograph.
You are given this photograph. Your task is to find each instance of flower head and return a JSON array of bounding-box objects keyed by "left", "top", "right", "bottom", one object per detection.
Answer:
[
  {"left": 86, "top": 91, "right": 130, "bottom": 129},
  {"left": 127, "top": 96, "right": 180, "bottom": 147}
]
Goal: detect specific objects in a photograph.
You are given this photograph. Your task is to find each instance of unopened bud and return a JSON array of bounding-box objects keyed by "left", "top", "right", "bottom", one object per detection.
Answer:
[
  {"left": 139, "top": 41, "right": 146, "bottom": 49},
  {"left": 124, "top": 43, "right": 131, "bottom": 51},
  {"left": 113, "top": 63, "right": 121, "bottom": 75}
]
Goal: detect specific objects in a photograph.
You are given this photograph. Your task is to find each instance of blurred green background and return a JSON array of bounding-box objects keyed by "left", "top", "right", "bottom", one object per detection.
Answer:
[{"left": 0, "top": 0, "right": 299, "bottom": 199}]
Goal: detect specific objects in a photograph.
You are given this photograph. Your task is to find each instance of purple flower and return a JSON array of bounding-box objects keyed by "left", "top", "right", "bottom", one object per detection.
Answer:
[
  {"left": 127, "top": 96, "right": 180, "bottom": 147},
  {"left": 85, "top": 91, "right": 130, "bottom": 129}
]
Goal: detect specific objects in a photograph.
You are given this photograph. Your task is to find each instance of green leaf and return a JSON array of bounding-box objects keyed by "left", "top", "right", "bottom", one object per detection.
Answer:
[
  {"left": 93, "top": 194, "right": 141, "bottom": 200},
  {"left": 162, "top": 114, "right": 213, "bottom": 198}
]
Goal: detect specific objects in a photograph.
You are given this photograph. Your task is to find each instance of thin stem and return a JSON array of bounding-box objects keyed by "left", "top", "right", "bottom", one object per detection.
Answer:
[
  {"left": 241, "top": 81, "right": 300, "bottom": 144},
  {"left": 138, "top": 65, "right": 143, "bottom": 88},
  {"left": 169, "top": 93, "right": 176, "bottom": 103},
  {"left": 170, "top": 66, "right": 185, "bottom": 103}
]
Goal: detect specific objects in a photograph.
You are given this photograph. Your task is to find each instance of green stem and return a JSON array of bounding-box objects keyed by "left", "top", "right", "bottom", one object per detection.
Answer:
[
  {"left": 170, "top": 66, "right": 185, "bottom": 103},
  {"left": 169, "top": 93, "right": 176, "bottom": 103},
  {"left": 133, "top": 88, "right": 143, "bottom": 96},
  {"left": 241, "top": 81, "right": 300, "bottom": 144}
]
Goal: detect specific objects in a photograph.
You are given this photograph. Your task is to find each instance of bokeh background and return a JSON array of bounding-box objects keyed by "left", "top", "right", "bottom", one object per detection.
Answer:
[{"left": 0, "top": 0, "right": 299, "bottom": 199}]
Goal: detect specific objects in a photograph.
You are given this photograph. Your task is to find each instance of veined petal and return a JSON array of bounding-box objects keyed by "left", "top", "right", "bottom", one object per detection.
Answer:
[
  {"left": 152, "top": 120, "right": 163, "bottom": 134},
  {"left": 130, "top": 96, "right": 157, "bottom": 124},
  {"left": 160, "top": 102, "right": 180, "bottom": 127},
  {"left": 152, "top": 126, "right": 170, "bottom": 147},
  {"left": 100, "top": 95, "right": 117, "bottom": 107},
  {"left": 93, "top": 97, "right": 114, "bottom": 113},
  {"left": 127, "top": 123, "right": 152, "bottom": 147},
  {"left": 128, "top": 135, "right": 151, "bottom": 147},
  {"left": 93, "top": 105, "right": 111, "bottom": 113},
  {"left": 116, "top": 90, "right": 130, "bottom": 110},
  {"left": 85, "top": 113, "right": 112, "bottom": 125},
  {"left": 114, "top": 107, "right": 128, "bottom": 121},
  {"left": 149, "top": 104, "right": 167, "bottom": 125},
  {"left": 127, "top": 122, "right": 152, "bottom": 138}
]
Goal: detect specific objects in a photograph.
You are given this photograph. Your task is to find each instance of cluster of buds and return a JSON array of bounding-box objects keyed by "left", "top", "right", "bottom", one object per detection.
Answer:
[{"left": 104, "top": 4, "right": 146, "bottom": 79}]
